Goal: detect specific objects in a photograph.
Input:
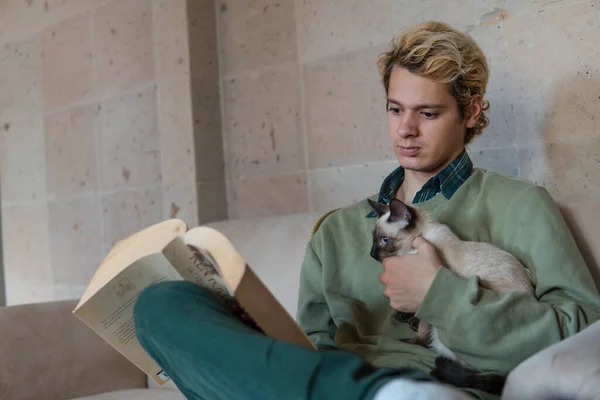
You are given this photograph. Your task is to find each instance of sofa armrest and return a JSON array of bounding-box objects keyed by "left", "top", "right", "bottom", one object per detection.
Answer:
[
  {"left": 0, "top": 300, "right": 146, "bottom": 400},
  {"left": 502, "top": 319, "right": 600, "bottom": 400}
]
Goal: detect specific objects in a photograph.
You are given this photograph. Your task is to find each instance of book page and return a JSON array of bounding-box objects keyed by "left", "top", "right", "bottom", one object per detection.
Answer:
[
  {"left": 163, "top": 236, "right": 234, "bottom": 301},
  {"left": 76, "top": 219, "right": 187, "bottom": 309},
  {"left": 73, "top": 252, "right": 182, "bottom": 385},
  {"left": 182, "top": 227, "right": 316, "bottom": 350},
  {"left": 182, "top": 227, "right": 247, "bottom": 291},
  {"left": 163, "top": 235, "right": 264, "bottom": 333},
  {"left": 235, "top": 266, "right": 316, "bottom": 350}
]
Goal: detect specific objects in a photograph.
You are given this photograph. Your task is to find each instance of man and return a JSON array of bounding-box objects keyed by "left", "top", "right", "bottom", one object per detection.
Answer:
[
  {"left": 296, "top": 20, "right": 600, "bottom": 398},
  {"left": 133, "top": 21, "right": 600, "bottom": 400}
]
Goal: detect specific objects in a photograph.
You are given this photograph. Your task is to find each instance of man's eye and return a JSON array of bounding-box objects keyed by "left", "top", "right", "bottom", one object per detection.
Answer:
[
  {"left": 422, "top": 112, "right": 438, "bottom": 119},
  {"left": 380, "top": 236, "right": 389, "bottom": 245},
  {"left": 388, "top": 107, "right": 401, "bottom": 115}
]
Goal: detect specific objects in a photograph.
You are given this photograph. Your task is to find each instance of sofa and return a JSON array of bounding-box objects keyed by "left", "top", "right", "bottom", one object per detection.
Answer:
[{"left": 1, "top": 196, "right": 599, "bottom": 400}]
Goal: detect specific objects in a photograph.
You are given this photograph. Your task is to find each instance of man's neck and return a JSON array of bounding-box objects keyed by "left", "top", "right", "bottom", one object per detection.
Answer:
[
  {"left": 396, "top": 170, "right": 434, "bottom": 204},
  {"left": 395, "top": 149, "right": 466, "bottom": 204}
]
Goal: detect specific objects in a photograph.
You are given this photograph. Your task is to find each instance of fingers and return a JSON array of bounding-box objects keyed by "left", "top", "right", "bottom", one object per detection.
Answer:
[
  {"left": 411, "top": 236, "right": 428, "bottom": 248},
  {"left": 411, "top": 236, "right": 435, "bottom": 254},
  {"left": 381, "top": 255, "right": 403, "bottom": 269},
  {"left": 380, "top": 257, "right": 400, "bottom": 284},
  {"left": 379, "top": 271, "right": 389, "bottom": 285},
  {"left": 383, "top": 286, "right": 391, "bottom": 298},
  {"left": 379, "top": 262, "right": 401, "bottom": 285}
]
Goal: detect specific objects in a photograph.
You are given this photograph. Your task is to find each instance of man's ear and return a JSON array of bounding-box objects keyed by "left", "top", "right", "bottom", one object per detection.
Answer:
[
  {"left": 465, "top": 94, "right": 484, "bottom": 128},
  {"left": 367, "top": 198, "right": 388, "bottom": 217}
]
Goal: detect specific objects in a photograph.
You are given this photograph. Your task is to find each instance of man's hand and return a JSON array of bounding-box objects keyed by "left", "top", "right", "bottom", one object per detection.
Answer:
[{"left": 379, "top": 236, "right": 442, "bottom": 313}]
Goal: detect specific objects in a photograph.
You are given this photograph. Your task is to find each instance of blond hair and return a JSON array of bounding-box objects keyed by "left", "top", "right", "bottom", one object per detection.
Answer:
[{"left": 377, "top": 21, "right": 490, "bottom": 144}]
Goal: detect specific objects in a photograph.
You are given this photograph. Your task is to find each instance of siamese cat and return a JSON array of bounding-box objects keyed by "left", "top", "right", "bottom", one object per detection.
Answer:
[{"left": 367, "top": 197, "right": 534, "bottom": 394}]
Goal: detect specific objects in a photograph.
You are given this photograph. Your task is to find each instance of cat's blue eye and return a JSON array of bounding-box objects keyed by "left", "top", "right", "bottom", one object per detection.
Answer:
[{"left": 380, "top": 236, "right": 389, "bottom": 245}]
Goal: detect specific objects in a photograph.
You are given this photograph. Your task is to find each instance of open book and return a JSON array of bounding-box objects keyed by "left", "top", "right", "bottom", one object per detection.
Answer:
[{"left": 73, "top": 219, "right": 316, "bottom": 385}]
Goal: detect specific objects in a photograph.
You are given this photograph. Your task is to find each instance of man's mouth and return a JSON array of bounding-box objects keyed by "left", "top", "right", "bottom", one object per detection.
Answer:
[{"left": 398, "top": 146, "right": 421, "bottom": 156}]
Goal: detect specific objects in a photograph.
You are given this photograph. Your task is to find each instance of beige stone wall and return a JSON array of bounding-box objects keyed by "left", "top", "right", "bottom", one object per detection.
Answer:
[
  {"left": 2, "top": 0, "right": 599, "bottom": 304},
  {"left": 0, "top": 0, "right": 225, "bottom": 305},
  {"left": 217, "top": 0, "right": 600, "bottom": 218}
]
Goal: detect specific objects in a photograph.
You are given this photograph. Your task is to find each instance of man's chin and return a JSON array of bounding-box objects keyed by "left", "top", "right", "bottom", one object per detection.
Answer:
[
  {"left": 396, "top": 157, "right": 440, "bottom": 173},
  {"left": 397, "top": 156, "right": 425, "bottom": 171}
]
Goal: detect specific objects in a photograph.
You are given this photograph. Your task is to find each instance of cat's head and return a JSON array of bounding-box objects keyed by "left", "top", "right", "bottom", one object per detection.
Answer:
[{"left": 367, "top": 198, "right": 428, "bottom": 261}]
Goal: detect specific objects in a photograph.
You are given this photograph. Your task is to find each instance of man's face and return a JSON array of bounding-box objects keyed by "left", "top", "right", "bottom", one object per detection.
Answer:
[{"left": 386, "top": 66, "right": 472, "bottom": 174}]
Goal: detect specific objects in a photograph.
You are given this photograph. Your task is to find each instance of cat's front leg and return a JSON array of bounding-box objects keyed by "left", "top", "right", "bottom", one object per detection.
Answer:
[
  {"left": 392, "top": 310, "right": 415, "bottom": 323},
  {"left": 392, "top": 311, "right": 420, "bottom": 332},
  {"left": 399, "top": 320, "right": 431, "bottom": 347}
]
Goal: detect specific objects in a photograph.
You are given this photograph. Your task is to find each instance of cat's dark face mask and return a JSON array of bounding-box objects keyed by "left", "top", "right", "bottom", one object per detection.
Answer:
[
  {"left": 367, "top": 198, "right": 417, "bottom": 262},
  {"left": 370, "top": 235, "right": 380, "bottom": 261}
]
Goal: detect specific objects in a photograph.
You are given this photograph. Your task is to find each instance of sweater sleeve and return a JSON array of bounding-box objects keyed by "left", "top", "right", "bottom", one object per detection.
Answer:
[
  {"left": 296, "top": 240, "right": 338, "bottom": 350},
  {"left": 415, "top": 186, "right": 600, "bottom": 373}
]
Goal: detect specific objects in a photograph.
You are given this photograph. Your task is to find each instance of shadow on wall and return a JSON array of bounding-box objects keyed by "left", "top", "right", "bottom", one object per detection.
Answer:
[
  {"left": 0, "top": 176, "right": 4, "bottom": 306},
  {"left": 466, "top": 89, "right": 519, "bottom": 178},
  {"left": 520, "top": 76, "right": 600, "bottom": 198},
  {"left": 533, "top": 75, "right": 600, "bottom": 289},
  {"left": 0, "top": 196, "right": 4, "bottom": 306}
]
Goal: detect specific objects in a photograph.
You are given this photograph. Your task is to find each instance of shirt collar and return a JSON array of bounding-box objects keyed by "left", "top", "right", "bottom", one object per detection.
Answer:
[{"left": 366, "top": 150, "right": 473, "bottom": 217}]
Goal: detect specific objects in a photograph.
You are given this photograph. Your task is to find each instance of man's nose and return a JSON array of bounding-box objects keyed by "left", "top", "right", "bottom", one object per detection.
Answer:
[{"left": 396, "top": 112, "right": 418, "bottom": 137}]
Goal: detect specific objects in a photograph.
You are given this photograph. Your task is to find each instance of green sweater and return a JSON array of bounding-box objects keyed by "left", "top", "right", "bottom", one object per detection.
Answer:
[{"left": 296, "top": 168, "right": 600, "bottom": 396}]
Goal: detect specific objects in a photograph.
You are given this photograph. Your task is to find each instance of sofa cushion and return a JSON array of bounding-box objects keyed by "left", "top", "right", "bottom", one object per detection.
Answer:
[
  {"left": 72, "top": 388, "right": 185, "bottom": 400},
  {"left": 0, "top": 300, "right": 146, "bottom": 400}
]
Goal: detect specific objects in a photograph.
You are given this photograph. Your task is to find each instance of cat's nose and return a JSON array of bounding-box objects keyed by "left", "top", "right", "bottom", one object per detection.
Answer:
[{"left": 370, "top": 244, "right": 378, "bottom": 260}]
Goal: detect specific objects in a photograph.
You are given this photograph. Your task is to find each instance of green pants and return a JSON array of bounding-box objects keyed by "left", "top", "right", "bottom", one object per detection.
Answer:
[{"left": 133, "top": 281, "right": 434, "bottom": 400}]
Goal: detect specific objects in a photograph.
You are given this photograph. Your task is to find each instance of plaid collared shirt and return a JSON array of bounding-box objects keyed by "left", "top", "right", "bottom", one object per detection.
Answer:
[{"left": 366, "top": 150, "right": 473, "bottom": 218}]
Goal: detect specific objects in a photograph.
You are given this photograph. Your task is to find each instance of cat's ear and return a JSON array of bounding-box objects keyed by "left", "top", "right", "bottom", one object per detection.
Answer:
[
  {"left": 389, "top": 198, "right": 413, "bottom": 225},
  {"left": 367, "top": 198, "right": 388, "bottom": 217}
]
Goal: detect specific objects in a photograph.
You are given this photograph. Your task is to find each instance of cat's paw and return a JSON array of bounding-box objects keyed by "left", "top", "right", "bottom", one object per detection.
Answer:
[
  {"left": 392, "top": 311, "right": 415, "bottom": 322},
  {"left": 407, "top": 316, "right": 420, "bottom": 332}
]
